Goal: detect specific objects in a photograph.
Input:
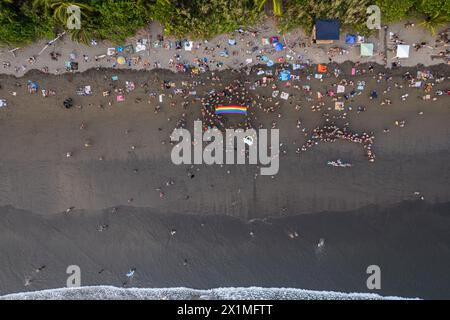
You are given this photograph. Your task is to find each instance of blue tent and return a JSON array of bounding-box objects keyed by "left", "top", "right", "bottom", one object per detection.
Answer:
[
  {"left": 315, "top": 19, "right": 340, "bottom": 41},
  {"left": 274, "top": 42, "right": 284, "bottom": 51},
  {"left": 278, "top": 70, "right": 291, "bottom": 81},
  {"left": 345, "top": 34, "right": 356, "bottom": 44}
]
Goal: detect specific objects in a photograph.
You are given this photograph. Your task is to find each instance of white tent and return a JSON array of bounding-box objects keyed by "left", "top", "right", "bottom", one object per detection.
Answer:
[{"left": 396, "top": 45, "right": 410, "bottom": 58}]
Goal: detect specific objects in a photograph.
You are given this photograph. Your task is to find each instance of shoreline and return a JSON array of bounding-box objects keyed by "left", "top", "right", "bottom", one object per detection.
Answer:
[{"left": 0, "top": 285, "right": 420, "bottom": 300}]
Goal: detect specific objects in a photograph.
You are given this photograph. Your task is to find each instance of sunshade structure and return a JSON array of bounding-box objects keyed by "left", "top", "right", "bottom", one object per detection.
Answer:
[
  {"left": 360, "top": 43, "right": 374, "bottom": 56},
  {"left": 396, "top": 45, "right": 410, "bottom": 58},
  {"left": 313, "top": 19, "right": 340, "bottom": 44}
]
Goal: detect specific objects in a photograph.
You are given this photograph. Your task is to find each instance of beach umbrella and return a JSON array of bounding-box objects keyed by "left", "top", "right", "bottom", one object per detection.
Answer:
[
  {"left": 116, "top": 56, "right": 126, "bottom": 65},
  {"left": 396, "top": 45, "right": 410, "bottom": 58},
  {"left": 360, "top": 43, "right": 374, "bottom": 56},
  {"left": 345, "top": 34, "right": 356, "bottom": 44}
]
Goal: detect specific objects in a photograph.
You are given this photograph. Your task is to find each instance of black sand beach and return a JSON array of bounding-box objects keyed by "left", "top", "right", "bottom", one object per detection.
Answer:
[{"left": 0, "top": 63, "right": 449, "bottom": 298}]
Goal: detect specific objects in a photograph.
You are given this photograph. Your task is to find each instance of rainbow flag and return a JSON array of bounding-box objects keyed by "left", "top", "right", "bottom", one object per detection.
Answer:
[{"left": 215, "top": 105, "right": 247, "bottom": 115}]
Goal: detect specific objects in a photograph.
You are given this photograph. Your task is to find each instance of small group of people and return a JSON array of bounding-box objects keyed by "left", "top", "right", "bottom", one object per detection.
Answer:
[{"left": 301, "top": 124, "right": 376, "bottom": 163}]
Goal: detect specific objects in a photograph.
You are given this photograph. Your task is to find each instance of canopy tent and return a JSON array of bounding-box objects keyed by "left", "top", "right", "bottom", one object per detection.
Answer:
[
  {"left": 396, "top": 45, "right": 410, "bottom": 58},
  {"left": 278, "top": 69, "right": 291, "bottom": 81},
  {"left": 360, "top": 43, "right": 374, "bottom": 56},
  {"left": 314, "top": 19, "right": 340, "bottom": 44},
  {"left": 27, "top": 80, "right": 38, "bottom": 94}
]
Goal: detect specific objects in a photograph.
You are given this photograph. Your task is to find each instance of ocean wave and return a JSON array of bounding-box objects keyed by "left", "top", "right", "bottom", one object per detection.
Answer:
[{"left": 0, "top": 286, "right": 418, "bottom": 300}]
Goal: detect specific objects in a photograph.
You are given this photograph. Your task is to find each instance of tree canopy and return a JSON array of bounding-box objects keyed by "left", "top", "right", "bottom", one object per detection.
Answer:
[{"left": 0, "top": 0, "right": 449, "bottom": 46}]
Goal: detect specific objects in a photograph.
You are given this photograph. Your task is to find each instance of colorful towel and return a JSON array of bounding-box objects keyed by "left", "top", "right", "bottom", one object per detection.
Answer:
[{"left": 215, "top": 105, "right": 247, "bottom": 115}]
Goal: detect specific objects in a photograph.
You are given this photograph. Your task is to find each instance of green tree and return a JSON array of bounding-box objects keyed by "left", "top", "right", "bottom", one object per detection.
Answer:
[
  {"left": 49, "top": 1, "right": 93, "bottom": 25},
  {"left": 375, "top": 0, "right": 414, "bottom": 23},
  {"left": 416, "top": 0, "right": 450, "bottom": 19},
  {"left": 419, "top": 12, "right": 448, "bottom": 35},
  {"left": 0, "top": 0, "right": 54, "bottom": 46},
  {"left": 143, "top": 0, "right": 261, "bottom": 38},
  {"left": 415, "top": 0, "right": 450, "bottom": 35},
  {"left": 31, "top": 0, "right": 95, "bottom": 43},
  {"left": 94, "top": 0, "right": 149, "bottom": 43},
  {"left": 280, "top": 0, "right": 371, "bottom": 33}
]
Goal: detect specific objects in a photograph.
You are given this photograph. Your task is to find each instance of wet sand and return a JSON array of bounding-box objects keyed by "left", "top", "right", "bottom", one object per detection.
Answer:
[{"left": 0, "top": 63, "right": 449, "bottom": 298}]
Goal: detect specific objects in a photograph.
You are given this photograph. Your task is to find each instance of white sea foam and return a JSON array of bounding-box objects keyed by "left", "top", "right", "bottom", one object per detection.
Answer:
[{"left": 0, "top": 286, "right": 419, "bottom": 300}]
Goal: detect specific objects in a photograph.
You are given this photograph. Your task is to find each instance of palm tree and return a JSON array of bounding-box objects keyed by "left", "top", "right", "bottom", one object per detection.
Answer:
[
  {"left": 51, "top": 1, "right": 93, "bottom": 25},
  {"left": 32, "top": 0, "right": 95, "bottom": 42},
  {"left": 419, "top": 13, "right": 448, "bottom": 36},
  {"left": 32, "top": 0, "right": 93, "bottom": 25},
  {"left": 256, "top": 0, "right": 283, "bottom": 17},
  {"left": 69, "top": 27, "right": 92, "bottom": 44}
]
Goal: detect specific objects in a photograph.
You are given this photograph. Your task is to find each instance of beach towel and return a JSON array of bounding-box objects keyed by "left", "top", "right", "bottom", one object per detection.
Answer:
[
  {"left": 335, "top": 101, "right": 344, "bottom": 111},
  {"left": 270, "top": 36, "right": 279, "bottom": 44},
  {"left": 317, "top": 64, "right": 327, "bottom": 73}
]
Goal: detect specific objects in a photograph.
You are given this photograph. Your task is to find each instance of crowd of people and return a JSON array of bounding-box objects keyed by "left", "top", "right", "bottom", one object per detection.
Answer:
[
  {"left": 301, "top": 124, "right": 376, "bottom": 163},
  {"left": 200, "top": 80, "right": 254, "bottom": 132}
]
